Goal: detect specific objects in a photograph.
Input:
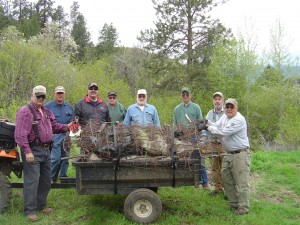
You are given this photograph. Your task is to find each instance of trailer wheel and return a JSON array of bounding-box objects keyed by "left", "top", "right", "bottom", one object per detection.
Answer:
[
  {"left": 124, "top": 188, "right": 162, "bottom": 224},
  {"left": 0, "top": 172, "right": 12, "bottom": 213}
]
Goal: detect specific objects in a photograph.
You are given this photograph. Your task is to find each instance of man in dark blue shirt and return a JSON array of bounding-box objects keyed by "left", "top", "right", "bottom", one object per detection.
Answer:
[{"left": 45, "top": 86, "right": 73, "bottom": 182}]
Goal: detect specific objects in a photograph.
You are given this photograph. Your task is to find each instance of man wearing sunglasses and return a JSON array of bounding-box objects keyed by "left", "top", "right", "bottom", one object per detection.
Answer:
[
  {"left": 74, "top": 82, "right": 110, "bottom": 127},
  {"left": 123, "top": 89, "right": 160, "bottom": 127},
  {"left": 15, "top": 85, "right": 71, "bottom": 222},
  {"left": 207, "top": 98, "right": 250, "bottom": 215},
  {"left": 107, "top": 91, "right": 127, "bottom": 125},
  {"left": 205, "top": 92, "right": 225, "bottom": 196},
  {"left": 173, "top": 87, "right": 209, "bottom": 190},
  {"left": 45, "top": 86, "right": 73, "bottom": 183}
]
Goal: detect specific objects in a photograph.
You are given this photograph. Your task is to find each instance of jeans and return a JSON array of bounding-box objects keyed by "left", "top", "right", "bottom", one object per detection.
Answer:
[
  {"left": 51, "top": 134, "right": 69, "bottom": 180},
  {"left": 190, "top": 134, "right": 208, "bottom": 185},
  {"left": 21, "top": 146, "right": 51, "bottom": 215},
  {"left": 192, "top": 149, "right": 208, "bottom": 185}
]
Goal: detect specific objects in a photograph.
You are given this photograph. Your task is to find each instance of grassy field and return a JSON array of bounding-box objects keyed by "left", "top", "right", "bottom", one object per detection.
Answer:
[{"left": 0, "top": 149, "right": 299, "bottom": 225}]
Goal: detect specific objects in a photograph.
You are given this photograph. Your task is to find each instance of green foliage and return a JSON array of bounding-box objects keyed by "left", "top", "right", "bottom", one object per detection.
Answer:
[
  {"left": 276, "top": 105, "right": 300, "bottom": 148},
  {"left": 0, "top": 99, "right": 25, "bottom": 120},
  {"left": 29, "top": 22, "right": 78, "bottom": 59},
  {"left": 68, "top": 57, "right": 133, "bottom": 107},
  {"left": 96, "top": 23, "right": 119, "bottom": 56},
  {"left": 256, "top": 65, "right": 284, "bottom": 87},
  {"left": 71, "top": 14, "right": 91, "bottom": 62},
  {"left": 18, "top": 13, "right": 42, "bottom": 39},
  {"left": 247, "top": 82, "right": 299, "bottom": 149},
  {"left": 0, "top": 33, "right": 77, "bottom": 116}
]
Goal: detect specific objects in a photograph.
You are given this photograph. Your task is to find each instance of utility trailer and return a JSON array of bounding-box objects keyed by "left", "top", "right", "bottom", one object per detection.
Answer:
[{"left": 72, "top": 157, "right": 199, "bottom": 223}]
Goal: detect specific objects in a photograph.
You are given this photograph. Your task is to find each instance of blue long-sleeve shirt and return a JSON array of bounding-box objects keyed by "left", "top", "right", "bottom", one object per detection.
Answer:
[
  {"left": 123, "top": 103, "right": 160, "bottom": 127},
  {"left": 45, "top": 100, "right": 73, "bottom": 124},
  {"left": 45, "top": 100, "right": 74, "bottom": 142}
]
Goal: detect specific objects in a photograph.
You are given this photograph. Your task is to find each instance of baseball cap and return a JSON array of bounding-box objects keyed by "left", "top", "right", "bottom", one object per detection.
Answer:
[
  {"left": 33, "top": 85, "right": 46, "bottom": 96},
  {"left": 181, "top": 87, "right": 191, "bottom": 93},
  {"left": 225, "top": 98, "right": 238, "bottom": 106},
  {"left": 107, "top": 91, "right": 117, "bottom": 96},
  {"left": 213, "top": 92, "right": 224, "bottom": 98},
  {"left": 88, "top": 82, "right": 98, "bottom": 89},
  {"left": 54, "top": 86, "right": 65, "bottom": 93},
  {"left": 137, "top": 89, "right": 147, "bottom": 95}
]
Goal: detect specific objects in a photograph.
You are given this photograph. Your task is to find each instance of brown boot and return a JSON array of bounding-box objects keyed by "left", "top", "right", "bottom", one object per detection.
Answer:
[
  {"left": 209, "top": 190, "right": 224, "bottom": 196},
  {"left": 42, "top": 207, "right": 53, "bottom": 215},
  {"left": 234, "top": 208, "right": 249, "bottom": 215},
  {"left": 27, "top": 214, "right": 39, "bottom": 222}
]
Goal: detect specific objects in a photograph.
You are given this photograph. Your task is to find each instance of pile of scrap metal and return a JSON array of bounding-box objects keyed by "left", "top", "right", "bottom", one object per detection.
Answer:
[{"left": 76, "top": 120, "right": 217, "bottom": 161}]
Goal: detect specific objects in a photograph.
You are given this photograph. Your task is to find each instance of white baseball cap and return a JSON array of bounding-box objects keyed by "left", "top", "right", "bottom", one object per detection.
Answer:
[{"left": 137, "top": 89, "right": 147, "bottom": 95}]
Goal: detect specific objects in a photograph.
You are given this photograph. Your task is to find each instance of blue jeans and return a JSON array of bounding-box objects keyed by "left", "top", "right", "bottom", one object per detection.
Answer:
[
  {"left": 51, "top": 134, "right": 69, "bottom": 180},
  {"left": 190, "top": 134, "right": 208, "bottom": 186},
  {"left": 21, "top": 146, "right": 51, "bottom": 215},
  {"left": 192, "top": 150, "right": 208, "bottom": 186}
]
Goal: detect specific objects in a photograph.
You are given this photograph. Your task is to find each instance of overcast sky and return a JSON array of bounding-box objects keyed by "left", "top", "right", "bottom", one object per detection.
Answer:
[{"left": 54, "top": 0, "right": 300, "bottom": 58}]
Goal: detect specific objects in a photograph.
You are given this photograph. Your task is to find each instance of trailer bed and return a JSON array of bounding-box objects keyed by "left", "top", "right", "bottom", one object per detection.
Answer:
[{"left": 72, "top": 157, "right": 199, "bottom": 195}]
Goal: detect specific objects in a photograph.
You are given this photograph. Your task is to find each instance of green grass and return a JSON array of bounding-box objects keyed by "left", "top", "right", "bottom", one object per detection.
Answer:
[{"left": 0, "top": 149, "right": 299, "bottom": 225}]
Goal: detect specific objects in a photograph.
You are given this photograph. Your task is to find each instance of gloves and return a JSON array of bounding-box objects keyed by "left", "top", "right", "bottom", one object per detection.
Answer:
[
  {"left": 69, "top": 121, "right": 80, "bottom": 133},
  {"left": 207, "top": 126, "right": 212, "bottom": 132},
  {"left": 174, "top": 131, "right": 184, "bottom": 138},
  {"left": 206, "top": 120, "right": 213, "bottom": 126},
  {"left": 198, "top": 123, "right": 208, "bottom": 131}
]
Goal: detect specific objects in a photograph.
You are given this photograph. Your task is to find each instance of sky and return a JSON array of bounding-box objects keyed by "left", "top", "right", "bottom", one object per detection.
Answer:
[{"left": 54, "top": 0, "right": 300, "bottom": 58}]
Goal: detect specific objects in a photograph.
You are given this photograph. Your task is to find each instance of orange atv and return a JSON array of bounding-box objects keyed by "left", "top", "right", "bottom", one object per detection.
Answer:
[{"left": 0, "top": 120, "right": 22, "bottom": 213}]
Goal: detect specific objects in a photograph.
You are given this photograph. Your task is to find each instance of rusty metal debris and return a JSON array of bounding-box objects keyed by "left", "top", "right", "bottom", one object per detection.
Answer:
[{"left": 71, "top": 120, "right": 220, "bottom": 164}]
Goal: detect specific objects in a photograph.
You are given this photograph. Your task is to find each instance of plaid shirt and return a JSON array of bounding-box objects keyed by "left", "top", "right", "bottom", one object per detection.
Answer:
[{"left": 14, "top": 101, "right": 68, "bottom": 154}]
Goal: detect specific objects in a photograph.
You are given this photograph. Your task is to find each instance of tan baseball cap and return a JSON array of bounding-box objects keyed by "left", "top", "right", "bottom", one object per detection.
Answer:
[
  {"left": 213, "top": 92, "right": 224, "bottom": 98},
  {"left": 54, "top": 86, "right": 65, "bottom": 93},
  {"left": 225, "top": 98, "right": 238, "bottom": 106},
  {"left": 33, "top": 85, "right": 46, "bottom": 96}
]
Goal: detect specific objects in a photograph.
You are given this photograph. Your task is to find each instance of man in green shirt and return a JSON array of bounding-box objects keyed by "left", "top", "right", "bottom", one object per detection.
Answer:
[
  {"left": 173, "top": 87, "right": 203, "bottom": 126},
  {"left": 107, "top": 91, "right": 127, "bottom": 125},
  {"left": 173, "top": 87, "right": 209, "bottom": 188}
]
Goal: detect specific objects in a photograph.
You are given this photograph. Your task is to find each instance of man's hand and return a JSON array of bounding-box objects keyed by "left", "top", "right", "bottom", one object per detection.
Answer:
[
  {"left": 69, "top": 121, "right": 80, "bottom": 133},
  {"left": 198, "top": 123, "right": 208, "bottom": 131},
  {"left": 26, "top": 153, "right": 34, "bottom": 163},
  {"left": 207, "top": 126, "right": 212, "bottom": 132}
]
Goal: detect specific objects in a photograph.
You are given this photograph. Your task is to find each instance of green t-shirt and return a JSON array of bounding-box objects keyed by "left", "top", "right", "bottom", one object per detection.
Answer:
[
  {"left": 107, "top": 102, "right": 127, "bottom": 125},
  {"left": 173, "top": 101, "right": 203, "bottom": 126}
]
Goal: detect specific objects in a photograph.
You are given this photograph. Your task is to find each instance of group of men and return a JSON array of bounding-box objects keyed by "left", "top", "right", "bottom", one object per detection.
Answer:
[{"left": 14, "top": 83, "right": 250, "bottom": 222}]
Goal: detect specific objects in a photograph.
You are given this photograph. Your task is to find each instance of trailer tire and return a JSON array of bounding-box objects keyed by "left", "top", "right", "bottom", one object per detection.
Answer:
[
  {"left": 0, "top": 172, "right": 11, "bottom": 213},
  {"left": 124, "top": 188, "right": 162, "bottom": 224}
]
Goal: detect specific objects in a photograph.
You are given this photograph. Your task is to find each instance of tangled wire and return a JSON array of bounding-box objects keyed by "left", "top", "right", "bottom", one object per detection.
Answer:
[{"left": 74, "top": 120, "right": 218, "bottom": 162}]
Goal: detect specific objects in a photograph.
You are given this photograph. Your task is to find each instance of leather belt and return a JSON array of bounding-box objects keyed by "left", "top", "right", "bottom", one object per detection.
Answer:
[
  {"left": 30, "top": 143, "right": 51, "bottom": 148},
  {"left": 228, "top": 148, "right": 248, "bottom": 154}
]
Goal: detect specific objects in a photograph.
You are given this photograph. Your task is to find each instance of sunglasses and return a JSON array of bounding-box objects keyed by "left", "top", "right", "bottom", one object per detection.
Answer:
[
  {"left": 182, "top": 93, "right": 189, "bottom": 97},
  {"left": 108, "top": 96, "right": 116, "bottom": 100},
  {"left": 225, "top": 105, "right": 235, "bottom": 109},
  {"left": 89, "top": 87, "right": 98, "bottom": 91},
  {"left": 36, "top": 95, "right": 46, "bottom": 99},
  {"left": 138, "top": 95, "right": 146, "bottom": 99},
  {"left": 56, "top": 92, "right": 64, "bottom": 95}
]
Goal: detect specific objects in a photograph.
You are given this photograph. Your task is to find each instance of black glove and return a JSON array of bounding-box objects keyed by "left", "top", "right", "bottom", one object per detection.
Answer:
[
  {"left": 174, "top": 131, "right": 184, "bottom": 138},
  {"left": 198, "top": 123, "right": 208, "bottom": 131}
]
